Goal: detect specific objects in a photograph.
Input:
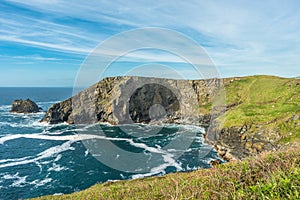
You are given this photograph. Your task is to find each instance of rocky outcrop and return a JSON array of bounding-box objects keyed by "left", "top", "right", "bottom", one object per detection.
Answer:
[
  {"left": 10, "top": 99, "right": 40, "bottom": 113},
  {"left": 41, "top": 76, "right": 222, "bottom": 126},
  {"left": 207, "top": 125, "right": 277, "bottom": 161},
  {"left": 41, "top": 98, "right": 72, "bottom": 124}
]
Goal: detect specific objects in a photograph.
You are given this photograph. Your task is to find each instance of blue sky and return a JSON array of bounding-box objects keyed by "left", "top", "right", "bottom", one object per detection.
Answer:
[{"left": 0, "top": 0, "right": 300, "bottom": 86}]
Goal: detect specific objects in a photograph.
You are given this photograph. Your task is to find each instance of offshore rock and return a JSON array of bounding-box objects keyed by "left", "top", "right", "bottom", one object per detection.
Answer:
[{"left": 10, "top": 99, "right": 39, "bottom": 113}]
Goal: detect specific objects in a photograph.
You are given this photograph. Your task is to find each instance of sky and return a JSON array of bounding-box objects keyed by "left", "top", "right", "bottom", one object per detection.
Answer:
[{"left": 0, "top": 0, "right": 300, "bottom": 86}]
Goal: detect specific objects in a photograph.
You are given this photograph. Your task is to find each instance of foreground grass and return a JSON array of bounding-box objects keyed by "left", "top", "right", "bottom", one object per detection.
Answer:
[{"left": 33, "top": 144, "right": 300, "bottom": 200}]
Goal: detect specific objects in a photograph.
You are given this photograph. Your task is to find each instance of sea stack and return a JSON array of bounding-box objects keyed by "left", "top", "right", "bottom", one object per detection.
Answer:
[{"left": 10, "top": 99, "right": 39, "bottom": 113}]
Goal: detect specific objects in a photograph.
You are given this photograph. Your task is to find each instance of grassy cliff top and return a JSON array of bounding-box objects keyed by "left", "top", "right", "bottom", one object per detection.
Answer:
[
  {"left": 215, "top": 75, "right": 300, "bottom": 143},
  {"left": 33, "top": 143, "right": 300, "bottom": 200}
]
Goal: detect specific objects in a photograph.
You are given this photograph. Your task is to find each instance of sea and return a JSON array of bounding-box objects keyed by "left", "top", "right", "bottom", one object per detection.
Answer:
[{"left": 0, "top": 87, "right": 221, "bottom": 199}]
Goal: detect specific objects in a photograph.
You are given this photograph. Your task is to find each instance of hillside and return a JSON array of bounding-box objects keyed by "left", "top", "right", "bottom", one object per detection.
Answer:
[
  {"left": 33, "top": 143, "right": 300, "bottom": 200},
  {"left": 219, "top": 75, "right": 300, "bottom": 143},
  {"left": 205, "top": 75, "right": 300, "bottom": 161}
]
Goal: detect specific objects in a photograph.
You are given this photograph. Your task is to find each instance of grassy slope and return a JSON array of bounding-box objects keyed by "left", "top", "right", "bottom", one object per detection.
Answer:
[
  {"left": 33, "top": 75, "right": 300, "bottom": 199},
  {"left": 217, "top": 75, "right": 300, "bottom": 143},
  {"left": 34, "top": 144, "right": 300, "bottom": 200}
]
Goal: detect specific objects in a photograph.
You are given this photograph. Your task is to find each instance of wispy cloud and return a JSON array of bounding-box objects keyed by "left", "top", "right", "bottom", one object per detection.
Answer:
[
  {"left": 1, "top": 0, "right": 300, "bottom": 86},
  {"left": 0, "top": 35, "right": 92, "bottom": 54},
  {"left": 0, "top": 54, "right": 83, "bottom": 62}
]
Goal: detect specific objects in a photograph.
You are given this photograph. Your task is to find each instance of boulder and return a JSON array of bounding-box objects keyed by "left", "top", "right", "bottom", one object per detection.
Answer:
[{"left": 10, "top": 99, "right": 39, "bottom": 113}]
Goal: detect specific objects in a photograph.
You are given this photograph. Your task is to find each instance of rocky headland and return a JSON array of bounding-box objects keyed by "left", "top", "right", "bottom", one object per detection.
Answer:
[{"left": 41, "top": 75, "right": 300, "bottom": 161}]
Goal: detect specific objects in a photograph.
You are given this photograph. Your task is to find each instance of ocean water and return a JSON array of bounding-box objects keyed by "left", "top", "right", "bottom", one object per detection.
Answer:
[{"left": 0, "top": 87, "right": 221, "bottom": 199}]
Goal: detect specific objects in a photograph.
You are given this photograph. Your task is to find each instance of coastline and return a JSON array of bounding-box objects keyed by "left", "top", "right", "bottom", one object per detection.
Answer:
[{"left": 40, "top": 75, "right": 300, "bottom": 162}]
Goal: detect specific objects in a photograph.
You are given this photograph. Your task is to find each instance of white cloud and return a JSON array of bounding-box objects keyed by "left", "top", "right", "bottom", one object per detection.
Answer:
[
  {"left": 1, "top": 0, "right": 300, "bottom": 78},
  {"left": 0, "top": 35, "right": 92, "bottom": 54}
]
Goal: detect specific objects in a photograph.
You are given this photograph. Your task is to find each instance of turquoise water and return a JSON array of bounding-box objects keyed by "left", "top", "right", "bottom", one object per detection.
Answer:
[{"left": 0, "top": 88, "right": 221, "bottom": 199}]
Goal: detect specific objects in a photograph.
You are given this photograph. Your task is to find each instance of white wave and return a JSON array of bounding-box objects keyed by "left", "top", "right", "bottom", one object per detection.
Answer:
[
  {"left": 0, "top": 120, "right": 54, "bottom": 129},
  {"left": 2, "top": 172, "right": 20, "bottom": 180},
  {"left": 201, "top": 155, "right": 223, "bottom": 165},
  {"left": 0, "top": 134, "right": 73, "bottom": 144},
  {"left": 39, "top": 121, "right": 69, "bottom": 127},
  {"left": 1, "top": 172, "right": 53, "bottom": 189},
  {"left": 47, "top": 163, "right": 69, "bottom": 172},
  {"left": 97, "top": 122, "right": 114, "bottom": 127},
  {"left": 0, "top": 133, "right": 130, "bottom": 145},
  {"left": 0, "top": 133, "right": 138, "bottom": 169},
  {"left": 53, "top": 193, "right": 64, "bottom": 196},
  {"left": 39, "top": 160, "right": 52, "bottom": 165},
  {"left": 42, "top": 130, "right": 64, "bottom": 135},
  {"left": 1, "top": 122, "right": 39, "bottom": 128},
  {"left": 130, "top": 140, "right": 183, "bottom": 179},
  {"left": 0, "top": 121, "right": 14, "bottom": 126},
  {"left": 7, "top": 112, "right": 45, "bottom": 117},
  {"left": 54, "top": 154, "right": 62, "bottom": 162},
  {"left": 29, "top": 177, "right": 52, "bottom": 188},
  {"left": 0, "top": 141, "right": 74, "bottom": 168},
  {"left": 186, "top": 165, "right": 200, "bottom": 171},
  {"left": 1, "top": 172, "right": 28, "bottom": 187},
  {"left": 100, "top": 122, "right": 206, "bottom": 132},
  {"left": 11, "top": 175, "right": 28, "bottom": 187},
  {"left": 194, "top": 136, "right": 204, "bottom": 143},
  {"left": 0, "top": 122, "right": 212, "bottom": 180},
  {"left": 84, "top": 149, "right": 89, "bottom": 156},
  {"left": 0, "top": 132, "right": 185, "bottom": 180},
  {"left": 0, "top": 105, "right": 11, "bottom": 110},
  {"left": 0, "top": 156, "right": 33, "bottom": 164},
  {"left": 131, "top": 158, "right": 181, "bottom": 179},
  {"left": 166, "top": 149, "right": 185, "bottom": 153},
  {"left": 35, "top": 161, "right": 43, "bottom": 173}
]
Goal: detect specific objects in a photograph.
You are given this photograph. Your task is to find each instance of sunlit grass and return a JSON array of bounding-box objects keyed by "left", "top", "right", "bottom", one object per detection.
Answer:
[{"left": 216, "top": 75, "right": 300, "bottom": 143}]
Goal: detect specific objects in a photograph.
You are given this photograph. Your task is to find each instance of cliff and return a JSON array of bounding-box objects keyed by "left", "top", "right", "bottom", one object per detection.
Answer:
[
  {"left": 41, "top": 76, "right": 221, "bottom": 125},
  {"left": 41, "top": 75, "right": 300, "bottom": 160}
]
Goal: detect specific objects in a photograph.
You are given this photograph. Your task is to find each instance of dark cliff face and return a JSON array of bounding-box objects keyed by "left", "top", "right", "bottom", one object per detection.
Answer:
[
  {"left": 41, "top": 98, "right": 72, "bottom": 124},
  {"left": 41, "top": 76, "right": 222, "bottom": 126},
  {"left": 128, "top": 83, "right": 180, "bottom": 123}
]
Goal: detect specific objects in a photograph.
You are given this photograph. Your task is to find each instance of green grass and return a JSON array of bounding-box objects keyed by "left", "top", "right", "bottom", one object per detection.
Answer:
[
  {"left": 216, "top": 75, "right": 300, "bottom": 143},
  {"left": 32, "top": 144, "right": 300, "bottom": 200}
]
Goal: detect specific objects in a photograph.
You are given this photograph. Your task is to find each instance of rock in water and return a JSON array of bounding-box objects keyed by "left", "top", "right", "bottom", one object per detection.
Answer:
[{"left": 10, "top": 99, "right": 39, "bottom": 113}]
